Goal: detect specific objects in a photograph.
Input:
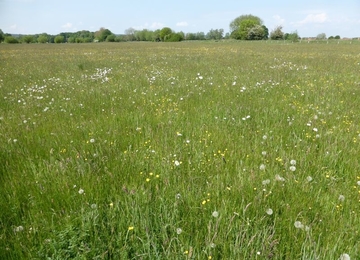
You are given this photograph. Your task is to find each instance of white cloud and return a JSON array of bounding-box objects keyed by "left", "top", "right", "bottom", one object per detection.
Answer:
[
  {"left": 273, "top": 15, "right": 285, "bottom": 25},
  {"left": 150, "top": 22, "right": 164, "bottom": 29},
  {"left": 62, "top": 22, "right": 73, "bottom": 29},
  {"left": 176, "top": 21, "right": 188, "bottom": 27},
  {"left": 298, "top": 13, "right": 329, "bottom": 25}
]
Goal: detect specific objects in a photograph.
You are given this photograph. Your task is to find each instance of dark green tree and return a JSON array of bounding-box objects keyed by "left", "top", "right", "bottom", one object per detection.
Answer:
[
  {"left": 54, "top": 35, "right": 65, "bottom": 43},
  {"left": 106, "top": 34, "right": 116, "bottom": 42},
  {"left": 0, "top": 29, "right": 4, "bottom": 42},
  {"left": 159, "top": 27, "right": 172, "bottom": 41},
  {"left": 37, "top": 34, "right": 49, "bottom": 43},
  {"left": 4, "top": 36, "right": 19, "bottom": 43},
  {"left": 22, "top": 35, "right": 35, "bottom": 43},
  {"left": 94, "top": 27, "right": 112, "bottom": 42},
  {"left": 206, "top": 29, "right": 224, "bottom": 40}
]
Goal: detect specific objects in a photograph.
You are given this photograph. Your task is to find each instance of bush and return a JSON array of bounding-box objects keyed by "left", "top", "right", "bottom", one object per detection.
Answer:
[
  {"left": 4, "top": 36, "right": 19, "bottom": 44},
  {"left": 54, "top": 35, "right": 65, "bottom": 43}
]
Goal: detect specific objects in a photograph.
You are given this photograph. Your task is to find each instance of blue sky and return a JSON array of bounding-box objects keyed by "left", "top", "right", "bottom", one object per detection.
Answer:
[{"left": 0, "top": 0, "right": 359, "bottom": 37}]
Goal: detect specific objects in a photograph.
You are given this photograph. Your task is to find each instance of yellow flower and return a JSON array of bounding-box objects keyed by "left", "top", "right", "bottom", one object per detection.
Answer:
[
  {"left": 109, "top": 202, "right": 114, "bottom": 208},
  {"left": 128, "top": 226, "right": 134, "bottom": 231}
]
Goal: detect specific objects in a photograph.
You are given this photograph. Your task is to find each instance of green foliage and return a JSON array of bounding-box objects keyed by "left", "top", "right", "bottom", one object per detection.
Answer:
[
  {"left": 206, "top": 28, "right": 224, "bottom": 40},
  {"left": 270, "top": 26, "right": 284, "bottom": 40},
  {"left": 22, "top": 35, "right": 35, "bottom": 43},
  {"left": 4, "top": 36, "right": 19, "bottom": 43},
  {"left": 54, "top": 35, "right": 65, "bottom": 43},
  {"left": 160, "top": 27, "right": 173, "bottom": 41},
  {"left": 230, "top": 14, "right": 266, "bottom": 40},
  {"left": 164, "top": 32, "right": 184, "bottom": 42},
  {"left": 284, "top": 31, "right": 300, "bottom": 42},
  {"left": 94, "top": 27, "right": 112, "bottom": 42},
  {"left": 335, "top": 35, "right": 341, "bottom": 39},
  {"left": 37, "top": 34, "right": 48, "bottom": 43},
  {"left": 1, "top": 41, "right": 360, "bottom": 259},
  {"left": 106, "top": 34, "right": 116, "bottom": 42},
  {"left": 230, "top": 14, "right": 263, "bottom": 34},
  {"left": 0, "top": 29, "right": 4, "bottom": 42}
]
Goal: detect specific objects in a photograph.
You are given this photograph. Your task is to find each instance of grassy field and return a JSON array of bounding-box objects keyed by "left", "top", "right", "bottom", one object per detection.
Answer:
[{"left": 0, "top": 40, "right": 360, "bottom": 259}]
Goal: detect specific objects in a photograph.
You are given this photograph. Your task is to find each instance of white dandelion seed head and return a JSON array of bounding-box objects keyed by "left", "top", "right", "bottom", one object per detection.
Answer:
[
  {"left": 174, "top": 160, "right": 180, "bottom": 166},
  {"left": 306, "top": 176, "right": 313, "bottom": 182},
  {"left": 357, "top": 181, "right": 360, "bottom": 186},
  {"left": 338, "top": 195, "right": 345, "bottom": 202},
  {"left": 176, "top": 228, "right": 182, "bottom": 235},
  {"left": 91, "top": 204, "right": 97, "bottom": 209},
  {"left": 262, "top": 135, "right": 268, "bottom": 140},
  {"left": 275, "top": 174, "right": 285, "bottom": 182},
  {"left": 313, "top": 128, "right": 318, "bottom": 132},
  {"left": 259, "top": 164, "right": 266, "bottom": 171},
  {"left": 78, "top": 188, "right": 84, "bottom": 195},
  {"left": 14, "top": 226, "right": 24, "bottom": 232},
  {"left": 175, "top": 193, "right": 181, "bottom": 199},
  {"left": 290, "top": 159, "right": 296, "bottom": 165},
  {"left": 210, "top": 243, "right": 216, "bottom": 248},
  {"left": 262, "top": 151, "right": 267, "bottom": 156},
  {"left": 262, "top": 179, "right": 270, "bottom": 185},
  {"left": 339, "top": 253, "right": 351, "bottom": 260},
  {"left": 89, "top": 138, "right": 95, "bottom": 143},
  {"left": 212, "top": 211, "right": 219, "bottom": 218},
  {"left": 294, "top": 221, "right": 304, "bottom": 229},
  {"left": 266, "top": 208, "right": 273, "bottom": 215},
  {"left": 289, "top": 166, "right": 296, "bottom": 172}
]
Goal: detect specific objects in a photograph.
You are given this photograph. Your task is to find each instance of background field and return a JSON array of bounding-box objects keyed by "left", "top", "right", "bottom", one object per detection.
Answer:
[{"left": 1, "top": 41, "right": 360, "bottom": 259}]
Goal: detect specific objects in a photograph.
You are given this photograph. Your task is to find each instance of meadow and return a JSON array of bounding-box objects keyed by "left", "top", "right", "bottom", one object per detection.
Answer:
[{"left": 0, "top": 40, "right": 360, "bottom": 259}]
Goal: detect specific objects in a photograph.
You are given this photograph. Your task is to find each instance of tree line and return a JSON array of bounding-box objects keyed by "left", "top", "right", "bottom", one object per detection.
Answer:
[{"left": 0, "top": 14, "right": 347, "bottom": 44}]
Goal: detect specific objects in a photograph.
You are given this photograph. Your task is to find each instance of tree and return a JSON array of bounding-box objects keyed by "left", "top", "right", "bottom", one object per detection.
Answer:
[
  {"left": 22, "top": 35, "right": 35, "bottom": 43},
  {"left": 0, "top": 29, "right": 4, "bottom": 42},
  {"left": 37, "top": 34, "right": 49, "bottom": 43},
  {"left": 94, "top": 27, "right": 112, "bottom": 42},
  {"left": 160, "top": 27, "right": 172, "bottom": 41},
  {"left": 334, "top": 35, "right": 341, "bottom": 39},
  {"left": 247, "top": 25, "right": 265, "bottom": 40},
  {"left": 230, "top": 14, "right": 265, "bottom": 40},
  {"left": 270, "top": 26, "right": 284, "bottom": 40},
  {"left": 125, "top": 27, "right": 136, "bottom": 41},
  {"left": 230, "top": 14, "right": 263, "bottom": 33},
  {"left": 316, "top": 33, "right": 327, "bottom": 40},
  {"left": 54, "top": 35, "right": 64, "bottom": 43},
  {"left": 4, "top": 36, "right": 19, "bottom": 43},
  {"left": 285, "top": 31, "right": 300, "bottom": 42},
  {"left": 206, "top": 29, "right": 224, "bottom": 40},
  {"left": 106, "top": 34, "right": 116, "bottom": 42}
]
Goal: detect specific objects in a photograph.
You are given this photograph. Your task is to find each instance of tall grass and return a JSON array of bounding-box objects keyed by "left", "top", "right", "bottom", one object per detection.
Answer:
[{"left": 1, "top": 41, "right": 360, "bottom": 259}]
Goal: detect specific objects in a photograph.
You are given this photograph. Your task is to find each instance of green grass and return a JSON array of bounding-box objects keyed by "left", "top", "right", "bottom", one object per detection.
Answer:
[{"left": 1, "top": 41, "right": 360, "bottom": 259}]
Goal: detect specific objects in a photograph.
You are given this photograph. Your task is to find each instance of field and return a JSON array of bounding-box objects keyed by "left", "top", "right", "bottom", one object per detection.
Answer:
[{"left": 1, "top": 40, "right": 360, "bottom": 259}]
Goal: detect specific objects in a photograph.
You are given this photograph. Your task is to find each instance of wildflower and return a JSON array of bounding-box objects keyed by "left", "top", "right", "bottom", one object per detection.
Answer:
[
  {"left": 78, "top": 188, "right": 84, "bottom": 194},
  {"left": 357, "top": 181, "right": 360, "bottom": 186},
  {"left": 289, "top": 166, "right": 296, "bottom": 172},
  {"left": 290, "top": 159, "right": 296, "bottom": 165},
  {"left": 262, "top": 151, "right": 267, "bottom": 156},
  {"left": 89, "top": 138, "right": 95, "bottom": 143},
  {"left": 212, "top": 211, "right": 219, "bottom": 218},
  {"left": 210, "top": 243, "right": 216, "bottom": 248},
  {"left": 175, "top": 193, "right": 181, "bottom": 199},
  {"left": 275, "top": 174, "right": 285, "bottom": 182},
  {"left": 176, "top": 132, "right": 182, "bottom": 136},
  {"left": 174, "top": 160, "right": 180, "bottom": 166},
  {"left": 339, "top": 253, "right": 351, "bottom": 260},
  {"left": 338, "top": 195, "right": 345, "bottom": 202},
  {"left": 313, "top": 128, "right": 318, "bottom": 132},
  {"left": 146, "top": 178, "right": 150, "bottom": 182},
  {"left": 109, "top": 202, "right": 114, "bottom": 208},
  {"left": 14, "top": 226, "right": 24, "bottom": 232},
  {"left": 262, "top": 135, "right": 268, "bottom": 140},
  {"left": 266, "top": 208, "right": 273, "bottom": 215},
  {"left": 262, "top": 179, "right": 270, "bottom": 185},
  {"left": 128, "top": 226, "right": 134, "bottom": 231},
  {"left": 294, "top": 221, "right": 304, "bottom": 229},
  {"left": 306, "top": 176, "right": 313, "bottom": 182},
  {"left": 202, "top": 200, "right": 207, "bottom": 205},
  {"left": 176, "top": 228, "right": 182, "bottom": 234},
  {"left": 259, "top": 164, "right": 266, "bottom": 171}
]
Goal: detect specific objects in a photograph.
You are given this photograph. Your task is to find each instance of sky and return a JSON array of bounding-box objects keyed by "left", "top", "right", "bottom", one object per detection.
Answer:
[{"left": 0, "top": 0, "right": 359, "bottom": 38}]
